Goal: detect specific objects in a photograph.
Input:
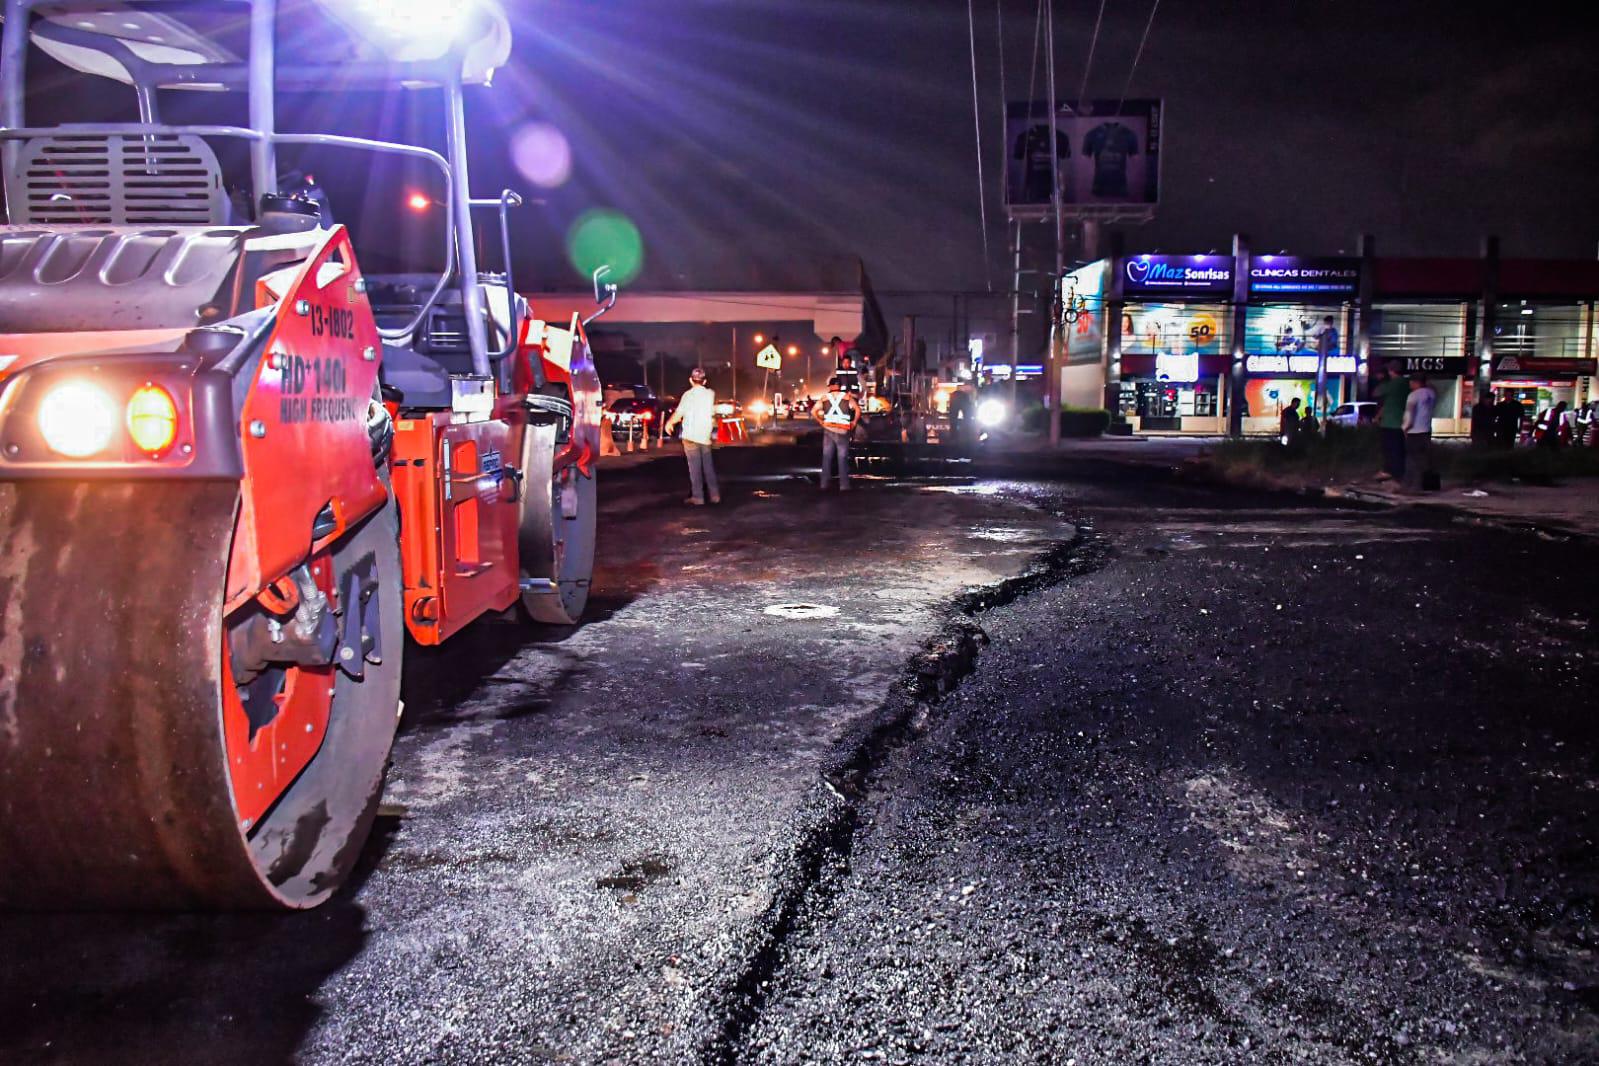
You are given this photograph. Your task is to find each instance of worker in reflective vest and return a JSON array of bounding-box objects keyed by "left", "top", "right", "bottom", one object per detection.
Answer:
[{"left": 813, "top": 376, "right": 862, "bottom": 491}]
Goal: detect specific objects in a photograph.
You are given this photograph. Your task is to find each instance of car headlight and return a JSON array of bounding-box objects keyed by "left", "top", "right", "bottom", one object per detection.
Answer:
[
  {"left": 976, "top": 398, "right": 1008, "bottom": 429},
  {"left": 38, "top": 381, "right": 118, "bottom": 457}
]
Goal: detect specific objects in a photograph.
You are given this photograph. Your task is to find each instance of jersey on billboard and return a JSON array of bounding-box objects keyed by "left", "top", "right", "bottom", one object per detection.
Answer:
[{"left": 1004, "top": 99, "right": 1162, "bottom": 209}]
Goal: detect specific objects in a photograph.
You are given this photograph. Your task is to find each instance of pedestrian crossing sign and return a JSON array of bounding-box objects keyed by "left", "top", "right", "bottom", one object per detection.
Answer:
[{"left": 756, "top": 344, "right": 783, "bottom": 371}]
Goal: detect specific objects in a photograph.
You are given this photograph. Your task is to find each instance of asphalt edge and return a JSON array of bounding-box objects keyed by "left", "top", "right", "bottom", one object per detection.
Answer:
[
  {"left": 698, "top": 521, "right": 1098, "bottom": 1064},
  {"left": 1324, "top": 485, "right": 1589, "bottom": 543}
]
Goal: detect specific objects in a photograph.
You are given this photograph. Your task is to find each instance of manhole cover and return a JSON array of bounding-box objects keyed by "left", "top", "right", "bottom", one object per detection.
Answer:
[{"left": 763, "top": 603, "right": 840, "bottom": 620}]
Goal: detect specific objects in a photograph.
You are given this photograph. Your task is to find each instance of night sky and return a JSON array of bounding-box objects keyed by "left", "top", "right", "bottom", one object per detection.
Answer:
[
  {"left": 483, "top": 0, "right": 1599, "bottom": 294},
  {"left": 11, "top": 0, "right": 1599, "bottom": 300}
]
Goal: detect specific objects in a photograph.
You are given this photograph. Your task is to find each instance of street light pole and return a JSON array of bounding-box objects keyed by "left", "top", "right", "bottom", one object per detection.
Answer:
[{"left": 1044, "top": 0, "right": 1064, "bottom": 447}]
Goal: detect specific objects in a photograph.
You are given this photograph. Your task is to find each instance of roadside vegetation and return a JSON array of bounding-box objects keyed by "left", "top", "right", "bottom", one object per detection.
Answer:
[
  {"left": 1206, "top": 425, "right": 1599, "bottom": 487},
  {"left": 1019, "top": 404, "right": 1111, "bottom": 436}
]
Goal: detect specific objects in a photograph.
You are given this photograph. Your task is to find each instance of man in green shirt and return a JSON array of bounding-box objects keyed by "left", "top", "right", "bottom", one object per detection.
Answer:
[{"left": 1374, "top": 364, "right": 1409, "bottom": 481}]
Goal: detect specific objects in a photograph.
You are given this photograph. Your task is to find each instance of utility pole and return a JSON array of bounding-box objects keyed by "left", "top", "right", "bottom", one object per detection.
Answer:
[
  {"left": 1227, "top": 232, "right": 1250, "bottom": 438},
  {"left": 1044, "top": 0, "right": 1064, "bottom": 446},
  {"left": 1478, "top": 235, "right": 1500, "bottom": 399},
  {"left": 950, "top": 294, "right": 959, "bottom": 369},
  {"left": 1008, "top": 220, "right": 1023, "bottom": 409},
  {"left": 729, "top": 325, "right": 739, "bottom": 403},
  {"left": 1082, "top": 219, "right": 1102, "bottom": 261}
]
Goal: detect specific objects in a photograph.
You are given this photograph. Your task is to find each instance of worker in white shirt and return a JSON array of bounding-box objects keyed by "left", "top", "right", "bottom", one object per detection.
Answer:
[{"left": 663, "top": 367, "right": 721, "bottom": 506}]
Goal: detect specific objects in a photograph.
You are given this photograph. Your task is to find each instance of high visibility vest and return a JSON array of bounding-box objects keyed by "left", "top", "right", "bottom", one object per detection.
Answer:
[{"left": 821, "top": 393, "right": 852, "bottom": 428}]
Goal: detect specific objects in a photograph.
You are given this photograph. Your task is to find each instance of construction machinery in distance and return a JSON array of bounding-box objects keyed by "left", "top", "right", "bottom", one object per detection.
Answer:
[{"left": 0, "top": 0, "right": 607, "bottom": 909}]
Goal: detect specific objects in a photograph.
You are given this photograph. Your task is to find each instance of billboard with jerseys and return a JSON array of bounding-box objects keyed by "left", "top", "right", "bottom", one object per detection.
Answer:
[{"left": 1004, "top": 99, "right": 1162, "bottom": 208}]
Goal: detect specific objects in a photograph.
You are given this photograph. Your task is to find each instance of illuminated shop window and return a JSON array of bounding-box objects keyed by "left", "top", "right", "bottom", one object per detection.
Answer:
[
  {"left": 1494, "top": 303, "right": 1584, "bottom": 360},
  {"left": 1245, "top": 304, "right": 1350, "bottom": 360},
  {"left": 1370, "top": 304, "right": 1468, "bottom": 364}
]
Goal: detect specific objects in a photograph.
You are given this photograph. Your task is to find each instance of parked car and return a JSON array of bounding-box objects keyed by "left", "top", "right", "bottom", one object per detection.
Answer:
[
  {"left": 607, "top": 396, "right": 660, "bottom": 440},
  {"left": 1327, "top": 401, "right": 1377, "bottom": 428},
  {"left": 602, "top": 382, "right": 656, "bottom": 410}
]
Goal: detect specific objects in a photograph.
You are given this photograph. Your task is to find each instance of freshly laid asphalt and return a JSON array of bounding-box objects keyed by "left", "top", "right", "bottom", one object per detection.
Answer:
[{"left": 1, "top": 439, "right": 1595, "bottom": 1064}]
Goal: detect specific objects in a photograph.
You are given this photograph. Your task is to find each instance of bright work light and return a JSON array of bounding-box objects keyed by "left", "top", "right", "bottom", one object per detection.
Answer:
[
  {"left": 976, "top": 398, "right": 1008, "bottom": 429},
  {"left": 341, "top": 0, "right": 474, "bottom": 46},
  {"left": 38, "top": 380, "right": 118, "bottom": 458}
]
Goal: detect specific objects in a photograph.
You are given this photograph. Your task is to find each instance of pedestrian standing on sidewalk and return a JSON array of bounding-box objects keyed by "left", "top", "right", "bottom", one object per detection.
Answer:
[
  {"left": 663, "top": 367, "right": 721, "bottom": 506},
  {"left": 1494, "top": 391, "right": 1524, "bottom": 448},
  {"left": 1279, "top": 397, "right": 1304, "bottom": 448},
  {"left": 813, "top": 376, "right": 861, "bottom": 491},
  {"left": 1401, "top": 373, "right": 1437, "bottom": 492},
  {"left": 1375, "top": 364, "right": 1409, "bottom": 481},
  {"left": 1471, "top": 388, "right": 1496, "bottom": 446}
]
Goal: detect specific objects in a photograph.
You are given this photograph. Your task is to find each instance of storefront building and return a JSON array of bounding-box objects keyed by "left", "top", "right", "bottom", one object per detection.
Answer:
[
  {"left": 1057, "top": 239, "right": 1599, "bottom": 436},
  {"left": 1238, "top": 256, "right": 1360, "bottom": 435},
  {"left": 1112, "top": 255, "right": 1232, "bottom": 433}
]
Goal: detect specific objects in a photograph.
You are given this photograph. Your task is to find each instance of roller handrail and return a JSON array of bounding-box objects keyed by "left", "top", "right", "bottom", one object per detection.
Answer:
[{"left": 0, "top": 123, "right": 456, "bottom": 343}]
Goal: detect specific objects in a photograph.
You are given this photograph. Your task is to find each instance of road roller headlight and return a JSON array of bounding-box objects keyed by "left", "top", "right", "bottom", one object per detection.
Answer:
[
  {"left": 337, "top": 0, "right": 475, "bottom": 44},
  {"left": 127, "top": 385, "right": 179, "bottom": 457},
  {"left": 976, "top": 398, "right": 1008, "bottom": 429},
  {"left": 37, "top": 381, "right": 118, "bottom": 458}
]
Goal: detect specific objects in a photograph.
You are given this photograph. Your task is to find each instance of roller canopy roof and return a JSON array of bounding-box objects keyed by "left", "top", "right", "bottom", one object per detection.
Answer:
[{"left": 1, "top": 0, "right": 512, "bottom": 88}]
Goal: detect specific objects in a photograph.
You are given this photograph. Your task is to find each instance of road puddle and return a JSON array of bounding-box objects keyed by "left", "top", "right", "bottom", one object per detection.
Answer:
[{"left": 763, "top": 603, "right": 841, "bottom": 620}]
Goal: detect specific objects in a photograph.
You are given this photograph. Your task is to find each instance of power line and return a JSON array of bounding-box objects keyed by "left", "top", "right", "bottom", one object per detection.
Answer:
[
  {"left": 1114, "top": 0, "right": 1163, "bottom": 115},
  {"left": 967, "top": 0, "right": 992, "bottom": 292},
  {"left": 995, "top": 0, "right": 1008, "bottom": 202},
  {"left": 1074, "top": 0, "right": 1109, "bottom": 107},
  {"left": 1025, "top": 0, "right": 1045, "bottom": 115}
]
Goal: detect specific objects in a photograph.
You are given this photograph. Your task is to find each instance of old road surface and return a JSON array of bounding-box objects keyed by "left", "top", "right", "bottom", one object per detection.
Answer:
[{"left": 1, "top": 442, "right": 1595, "bottom": 1064}]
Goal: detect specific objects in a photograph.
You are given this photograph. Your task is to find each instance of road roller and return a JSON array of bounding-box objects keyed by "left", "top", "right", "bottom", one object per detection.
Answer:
[{"left": 0, "top": 0, "right": 606, "bottom": 908}]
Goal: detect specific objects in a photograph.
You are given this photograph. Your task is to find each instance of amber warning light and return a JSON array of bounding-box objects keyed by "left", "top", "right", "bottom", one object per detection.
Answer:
[{"left": 126, "top": 384, "right": 179, "bottom": 456}]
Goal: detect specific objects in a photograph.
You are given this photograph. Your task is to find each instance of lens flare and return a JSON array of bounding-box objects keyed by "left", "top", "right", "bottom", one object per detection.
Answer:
[
  {"left": 566, "top": 209, "right": 644, "bottom": 287},
  {"left": 510, "top": 122, "right": 573, "bottom": 189},
  {"left": 976, "top": 398, "right": 1008, "bottom": 429}
]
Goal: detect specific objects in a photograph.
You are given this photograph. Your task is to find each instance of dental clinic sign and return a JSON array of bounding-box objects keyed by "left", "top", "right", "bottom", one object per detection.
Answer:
[
  {"left": 1122, "top": 255, "right": 1233, "bottom": 296},
  {"left": 1248, "top": 257, "right": 1361, "bottom": 296}
]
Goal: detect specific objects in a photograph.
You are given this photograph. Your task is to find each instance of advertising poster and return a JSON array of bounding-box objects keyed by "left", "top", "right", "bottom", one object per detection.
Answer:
[
  {"left": 1005, "top": 99, "right": 1162, "bottom": 208},
  {"left": 1244, "top": 378, "right": 1344, "bottom": 418},
  {"left": 1120, "top": 302, "right": 1227, "bottom": 356},
  {"left": 1061, "top": 261, "right": 1105, "bottom": 365},
  {"left": 1245, "top": 305, "right": 1350, "bottom": 368}
]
